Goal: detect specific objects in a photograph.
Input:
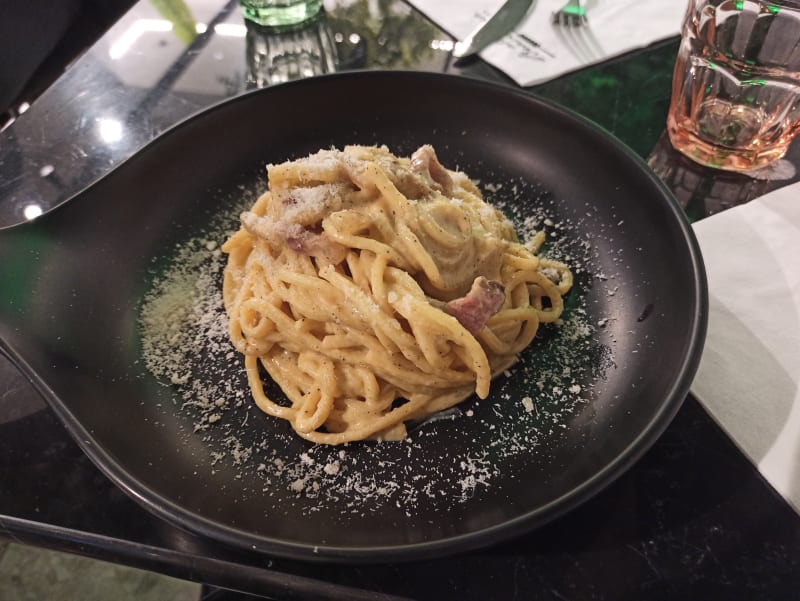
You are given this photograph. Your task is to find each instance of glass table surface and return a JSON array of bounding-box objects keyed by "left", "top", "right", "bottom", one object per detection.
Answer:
[{"left": 1, "top": 1, "right": 799, "bottom": 599}]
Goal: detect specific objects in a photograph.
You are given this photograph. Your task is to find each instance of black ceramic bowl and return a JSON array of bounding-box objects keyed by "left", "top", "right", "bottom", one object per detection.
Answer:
[{"left": 0, "top": 71, "right": 707, "bottom": 562}]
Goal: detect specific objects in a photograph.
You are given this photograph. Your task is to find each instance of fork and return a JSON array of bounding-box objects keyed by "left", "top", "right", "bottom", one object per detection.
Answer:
[
  {"left": 551, "top": 0, "right": 603, "bottom": 62},
  {"left": 551, "top": 0, "right": 587, "bottom": 27}
]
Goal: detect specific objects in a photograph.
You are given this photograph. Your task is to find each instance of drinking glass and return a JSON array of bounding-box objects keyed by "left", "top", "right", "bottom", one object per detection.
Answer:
[
  {"left": 667, "top": 0, "right": 800, "bottom": 172},
  {"left": 245, "top": 14, "right": 337, "bottom": 87},
  {"left": 239, "top": 0, "right": 322, "bottom": 28}
]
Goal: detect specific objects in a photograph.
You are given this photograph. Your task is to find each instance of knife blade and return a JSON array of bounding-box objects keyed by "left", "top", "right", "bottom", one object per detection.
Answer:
[{"left": 452, "top": 0, "right": 536, "bottom": 60}]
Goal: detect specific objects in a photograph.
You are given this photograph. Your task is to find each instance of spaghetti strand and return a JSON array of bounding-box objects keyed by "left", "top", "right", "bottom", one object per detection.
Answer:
[{"left": 222, "top": 145, "right": 572, "bottom": 444}]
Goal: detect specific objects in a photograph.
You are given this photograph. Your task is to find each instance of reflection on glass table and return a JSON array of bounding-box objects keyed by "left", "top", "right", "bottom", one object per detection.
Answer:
[{"left": 0, "top": 0, "right": 455, "bottom": 227}]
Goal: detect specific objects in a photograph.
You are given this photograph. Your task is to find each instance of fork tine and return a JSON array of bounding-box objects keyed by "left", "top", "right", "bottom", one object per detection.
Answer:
[
  {"left": 552, "top": 0, "right": 587, "bottom": 28},
  {"left": 552, "top": 0, "right": 604, "bottom": 64},
  {"left": 570, "top": 5, "right": 585, "bottom": 27}
]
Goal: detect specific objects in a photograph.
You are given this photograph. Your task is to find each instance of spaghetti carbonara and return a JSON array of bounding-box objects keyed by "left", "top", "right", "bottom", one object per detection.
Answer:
[{"left": 222, "top": 145, "right": 572, "bottom": 444}]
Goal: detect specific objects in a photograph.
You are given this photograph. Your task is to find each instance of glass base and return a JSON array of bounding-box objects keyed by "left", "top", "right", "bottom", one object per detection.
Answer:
[
  {"left": 240, "top": 0, "right": 322, "bottom": 29},
  {"left": 667, "top": 120, "right": 790, "bottom": 173}
]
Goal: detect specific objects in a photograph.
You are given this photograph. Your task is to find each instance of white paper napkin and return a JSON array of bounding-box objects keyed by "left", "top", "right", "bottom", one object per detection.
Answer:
[
  {"left": 691, "top": 182, "right": 800, "bottom": 513},
  {"left": 408, "top": 0, "right": 685, "bottom": 86}
]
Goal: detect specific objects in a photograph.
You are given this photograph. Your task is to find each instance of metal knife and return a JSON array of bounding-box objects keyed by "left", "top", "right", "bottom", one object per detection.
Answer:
[{"left": 452, "top": 0, "right": 537, "bottom": 60}]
